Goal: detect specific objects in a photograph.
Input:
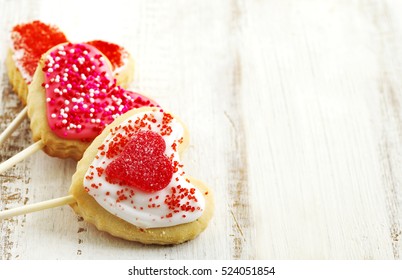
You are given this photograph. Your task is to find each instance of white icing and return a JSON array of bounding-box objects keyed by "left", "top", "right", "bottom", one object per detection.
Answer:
[
  {"left": 84, "top": 110, "right": 205, "bottom": 229},
  {"left": 112, "top": 52, "right": 129, "bottom": 75},
  {"left": 12, "top": 48, "right": 33, "bottom": 83},
  {"left": 10, "top": 31, "right": 31, "bottom": 83}
]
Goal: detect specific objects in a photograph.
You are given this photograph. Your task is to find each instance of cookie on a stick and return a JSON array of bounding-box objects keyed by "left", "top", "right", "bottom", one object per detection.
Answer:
[
  {"left": 0, "top": 107, "right": 214, "bottom": 245},
  {"left": 1, "top": 21, "right": 135, "bottom": 146},
  {"left": 0, "top": 42, "right": 155, "bottom": 173}
]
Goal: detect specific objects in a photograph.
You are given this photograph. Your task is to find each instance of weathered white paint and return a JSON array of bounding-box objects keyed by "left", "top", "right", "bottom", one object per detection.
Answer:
[{"left": 0, "top": 0, "right": 401, "bottom": 259}]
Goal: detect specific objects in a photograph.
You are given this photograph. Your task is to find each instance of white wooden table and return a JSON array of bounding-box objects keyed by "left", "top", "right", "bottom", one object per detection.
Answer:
[{"left": 1, "top": 0, "right": 401, "bottom": 260}]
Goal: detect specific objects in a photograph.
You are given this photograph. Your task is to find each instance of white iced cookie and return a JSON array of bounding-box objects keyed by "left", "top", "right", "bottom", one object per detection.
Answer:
[
  {"left": 69, "top": 107, "right": 214, "bottom": 244},
  {"left": 7, "top": 21, "right": 134, "bottom": 104}
]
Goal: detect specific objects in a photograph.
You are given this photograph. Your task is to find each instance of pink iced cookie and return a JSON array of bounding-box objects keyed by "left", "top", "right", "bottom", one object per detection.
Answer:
[{"left": 27, "top": 42, "right": 157, "bottom": 160}]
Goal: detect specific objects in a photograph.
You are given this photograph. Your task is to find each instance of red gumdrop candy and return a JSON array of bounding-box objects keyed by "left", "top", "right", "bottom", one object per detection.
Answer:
[{"left": 105, "top": 131, "right": 173, "bottom": 192}]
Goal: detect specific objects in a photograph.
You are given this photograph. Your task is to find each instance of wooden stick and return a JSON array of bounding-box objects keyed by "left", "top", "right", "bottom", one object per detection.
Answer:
[
  {"left": 0, "top": 106, "right": 28, "bottom": 146},
  {"left": 0, "top": 140, "right": 45, "bottom": 174},
  {"left": 0, "top": 195, "right": 76, "bottom": 220}
]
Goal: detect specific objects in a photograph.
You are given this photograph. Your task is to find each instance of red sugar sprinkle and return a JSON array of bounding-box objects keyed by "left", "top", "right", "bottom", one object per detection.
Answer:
[
  {"left": 105, "top": 131, "right": 173, "bottom": 193},
  {"left": 164, "top": 184, "right": 200, "bottom": 214},
  {"left": 105, "top": 113, "right": 173, "bottom": 159},
  {"left": 87, "top": 40, "right": 126, "bottom": 71},
  {"left": 171, "top": 142, "right": 177, "bottom": 152},
  {"left": 11, "top": 21, "right": 68, "bottom": 81},
  {"left": 96, "top": 167, "right": 104, "bottom": 176}
]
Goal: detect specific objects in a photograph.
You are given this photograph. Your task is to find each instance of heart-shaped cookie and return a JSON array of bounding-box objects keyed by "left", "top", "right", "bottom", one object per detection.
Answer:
[
  {"left": 10, "top": 20, "right": 68, "bottom": 84},
  {"left": 27, "top": 42, "right": 157, "bottom": 160},
  {"left": 69, "top": 107, "right": 214, "bottom": 244},
  {"left": 7, "top": 21, "right": 68, "bottom": 103},
  {"left": 7, "top": 20, "right": 134, "bottom": 104}
]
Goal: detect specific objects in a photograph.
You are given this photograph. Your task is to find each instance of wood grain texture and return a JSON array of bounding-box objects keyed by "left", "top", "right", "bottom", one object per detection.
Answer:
[{"left": 1, "top": 0, "right": 402, "bottom": 259}]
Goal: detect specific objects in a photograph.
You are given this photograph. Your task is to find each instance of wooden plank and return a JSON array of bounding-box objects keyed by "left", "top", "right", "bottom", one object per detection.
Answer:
[
  {"left": 0, "top": 0, "right": 39, "bottom": 260},
  {"left": 363, "top": 0, "right": 402, "bottom": 259},
  {"left": 240, "top": 0, "right": 400, "bottom": 259},
  {"left": 1, "top": 0, "right": 255, "bottom": 259},
  {"left": 1, "top": 0, "right": 402, "bottom": 260}
]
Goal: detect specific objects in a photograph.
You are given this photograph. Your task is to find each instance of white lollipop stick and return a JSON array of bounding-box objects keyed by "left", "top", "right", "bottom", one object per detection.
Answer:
[
  {"left": 0, "top": 107, "right": 28, "bottom": 146},
  {"left": 0, "top": 140, "right": 45, "bottom": 174},
  {"left": 0, "top": 195, "right": 75, "bottom": 220}
]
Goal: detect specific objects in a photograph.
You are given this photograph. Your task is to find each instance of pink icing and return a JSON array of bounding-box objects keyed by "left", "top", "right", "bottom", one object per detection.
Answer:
[{"left": 42, "top": 43, "right": 157, "bottom": 141}]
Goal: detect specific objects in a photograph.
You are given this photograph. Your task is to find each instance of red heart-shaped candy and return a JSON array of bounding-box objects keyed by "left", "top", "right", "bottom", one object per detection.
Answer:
[{"left": 105, "top": 131, "right": 173, "bottom": 192}]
